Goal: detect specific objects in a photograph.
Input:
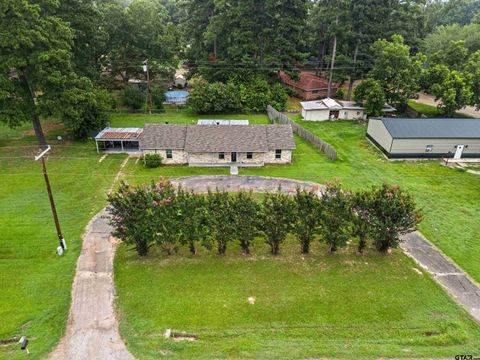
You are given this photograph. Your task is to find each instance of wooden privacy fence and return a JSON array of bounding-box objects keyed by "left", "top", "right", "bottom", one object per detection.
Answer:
[{"left": 266, "top": 105, "right": 337, "bottom": 160}]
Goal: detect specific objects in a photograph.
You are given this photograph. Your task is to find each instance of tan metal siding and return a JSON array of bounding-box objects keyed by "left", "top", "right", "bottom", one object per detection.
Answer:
[
  {"left": 367, "top": 119, "right": 393, "bottom": 152},
  {"left": 390, "top": 139, "right": 480, "bottom": 155}
]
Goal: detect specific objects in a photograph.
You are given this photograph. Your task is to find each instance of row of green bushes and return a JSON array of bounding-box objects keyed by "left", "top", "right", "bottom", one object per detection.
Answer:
[
  {"left": 187, "top": 75, "right": 288, "bottom": 114},
  {"left": 107, "top": 179, "right": 421, "bottom": 257}
]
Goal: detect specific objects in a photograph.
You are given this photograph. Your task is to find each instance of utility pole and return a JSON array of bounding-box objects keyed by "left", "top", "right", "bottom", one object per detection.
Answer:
[
  {"left": 143, "top": 59, "right": 152, "bottom": 114},
  {"left": 35, "top": 146, "right": 67, "bottom": 255}
]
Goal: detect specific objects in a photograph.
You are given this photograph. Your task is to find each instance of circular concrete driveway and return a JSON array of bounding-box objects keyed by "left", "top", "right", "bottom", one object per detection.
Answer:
[{"left": 49, "top": 176, "right": 324, "bottom": 360}]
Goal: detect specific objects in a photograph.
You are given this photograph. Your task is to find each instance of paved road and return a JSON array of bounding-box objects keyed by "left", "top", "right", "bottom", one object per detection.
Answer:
[
  {"left": 49, "top": 209, "right": 134, "bottom": 360},
  {"left": 414, "top": 93, "right": 480, "bottom": 118},
  {"left": 401, "top": 232, "right": 480, "bottom": 324},
  {"left": 49, "top": 176, "right": 480, "bottom": 359}
]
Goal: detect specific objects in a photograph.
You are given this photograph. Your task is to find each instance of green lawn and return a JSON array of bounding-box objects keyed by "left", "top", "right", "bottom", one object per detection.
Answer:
[
  {"left": 407, "top": 100, "right": 470, "bottom": 118},
  {"left": 0, "top": 123, "right": 125, "bottom": 359},
  {"left": 114, "top": 112, "right": 480, "bottom": 358},
  {"left": 121, "top": 117, "right": 480, "bottom": 285},
  {"left": 115, "top": 238, "right": 480, "bottom": 359}
]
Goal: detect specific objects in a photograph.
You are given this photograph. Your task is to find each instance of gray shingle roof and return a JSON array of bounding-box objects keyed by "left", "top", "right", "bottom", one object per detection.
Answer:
[
  {"left": 140, "top": 124, "right": 187, "bottom": 149},
  {"left": 266, "top": 125, "right": 296, "bottom": 150},
  {"left": 139, "top": 124, "right": 295, "bottom": 152},
  {"left": 380, "top": 118, "right": 480, "bottom": 139}
]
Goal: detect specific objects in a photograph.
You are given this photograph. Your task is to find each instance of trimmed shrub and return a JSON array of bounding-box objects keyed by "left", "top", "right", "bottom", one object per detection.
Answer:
[{"left": 143, "top": 153, "right": 162, "bottom": 168}]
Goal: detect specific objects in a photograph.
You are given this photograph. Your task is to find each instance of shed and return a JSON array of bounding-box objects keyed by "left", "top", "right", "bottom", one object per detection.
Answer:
[
  {"left": 174, "top": 74, "right": 187, "bottom": 88},
  {"left": 367, "top": 118, "right": 480, "bottom": 159}
]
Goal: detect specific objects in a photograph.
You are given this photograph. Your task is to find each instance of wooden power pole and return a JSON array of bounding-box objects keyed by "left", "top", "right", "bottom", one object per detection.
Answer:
[
  {"left": 35, "top": 146, "right": 67, "bottom": 255},
  {"left": 143, "top": 59, "right": 152, "bottom": 114}
]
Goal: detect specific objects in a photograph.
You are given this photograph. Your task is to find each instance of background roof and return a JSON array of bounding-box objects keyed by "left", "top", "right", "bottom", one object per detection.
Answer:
[{"left": 380, "top": 118, "right": 480, "bottom": 139}]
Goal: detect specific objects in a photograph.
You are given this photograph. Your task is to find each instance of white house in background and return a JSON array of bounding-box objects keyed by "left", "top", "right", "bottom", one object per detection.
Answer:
[
  {"left": 300, "top": 97, "right": 396, "bottom": 121},
  {"left": 174, "top": 74, "right": 187, "bottom": 88}
]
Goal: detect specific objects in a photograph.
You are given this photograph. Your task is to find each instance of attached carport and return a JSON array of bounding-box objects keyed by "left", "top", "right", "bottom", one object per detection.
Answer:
[{"left": 94, "top": 127, "right": 143, "bottom": 153}]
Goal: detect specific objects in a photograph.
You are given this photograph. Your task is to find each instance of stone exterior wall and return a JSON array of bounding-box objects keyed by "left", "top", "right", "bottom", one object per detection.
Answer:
[
  {"left": 264, "top": 149, "right": 292, "bottom": 164},
  {"left": 143, "top": 149, "right": 188, "bottom": 164},
  {"left": 188, "top": 152, "right": 265, "bottom": 165}
]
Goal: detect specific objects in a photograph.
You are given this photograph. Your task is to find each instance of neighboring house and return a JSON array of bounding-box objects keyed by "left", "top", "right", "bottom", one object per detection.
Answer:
[
  {"left": 174, "top": 74, "right": 187, "bottom": 88},
  {"left": 96, "top": 124, "right": 296, "bottom": 166},
  {"left": 367, "top": 117, "right": 480, "bottom": 159},
  {"left": 279, "top": 71, "right": 336, "bottom": 100},
  {"left": 94, "top": 127, "right": 143, "bottom": 153},
  {"left": 300, "top": 98, "right": 396, "bottom": 121}
]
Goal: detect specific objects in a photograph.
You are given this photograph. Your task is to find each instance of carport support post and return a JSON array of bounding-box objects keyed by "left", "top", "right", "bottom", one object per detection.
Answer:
[
  {"left": 95, "top": 140, "right": 99, "bottom": 153},
  {"left": 121, "top": 141, "right": 124, "bottom": 152}
]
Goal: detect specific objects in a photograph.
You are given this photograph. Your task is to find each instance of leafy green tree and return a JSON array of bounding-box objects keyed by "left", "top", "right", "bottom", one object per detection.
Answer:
[
  {"left": 368, "top": 184, "right": 422, "bottom": 253},
  {"left": 293, "top": 188, "right": 322, "bottom": 254},
  {"left": 151, "top": 179, "right": 181, "bottom": 255},
  {"left": 424, "top": 65, "right": 473, "bottom": 116},
  {"left": 428, "top": 40, "right": 468, "bottom": 70},
  {"left": 259, "top": 190, "right": 295, "bottom": 255},
  {"left": 231, "top": 191, "right": 260, "bottom": 254},
  {"left": 422, "top": 22, "right": 480, "bottom": 58},
  {"left": 353, "top": 79, "right": 386, "bottom": 117},
  {"left": 122, "top": 85, "right": 145, "bottom": 110},
  {"left": 318, "top": 182, "right": 352, "bottom": 253},
  {"left": 269, "top": 83, "right": 289, "bottom": 112},
  {"left": 465, "top": 50, "right": 480, "bottom": 109},
  {"left": 207, "top": 190, "right": 236, "bottom": 255},
  {"left": 350, "top": 190, "right": 373, "bottom": 253},
  {"left": 108, "top": 181, "right": 156, "bottom": 256},
  {"left": 151, "top": 85, "right": 166, "bottom": 109},
  {"left": 177, "top": 190, "right": 210, "bottom": 255},
  {"left": 188, "top": 76, "right": 241, "bottom": 114},
  {"left": 370, "top": 35, "right": 425, "bottom": 108},
  {"left": 0, "top": 0, "right": 73, "bottom": 144},
  {"left": 61, "top": 78, "right": 111, "bottom": 139}
]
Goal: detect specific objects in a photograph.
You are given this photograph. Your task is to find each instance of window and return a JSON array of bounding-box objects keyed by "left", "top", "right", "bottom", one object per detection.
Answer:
[
  {"left": 219, "top": 152, "right": 225, "bottom": 160},
  {"left": 275, "top": 149, "right": 282, "bottom": 159},
  {"left": 166, "top": 149, "right": 173, "bottom": 159},
  {"left": 312, "top": 90, "right": 319, "bottom": 94},
  {"left": 246, "top": 152, "right": 253, "bottom": 159},
  {"left": 425, "top": 145, "right": 433, "bottom": 153},
  {"left": 357, "top": 111, "right": 361, "bottom": 115}
]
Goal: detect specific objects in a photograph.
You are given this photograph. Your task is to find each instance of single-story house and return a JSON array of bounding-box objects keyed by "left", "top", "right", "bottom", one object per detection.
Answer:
[
  {"left": 367, "top": 117, "right": 480, "bottom": 159},
  {"left": 98, "top": 124, "right": 295, "bottom": 166},
  {"left": 94, "top": 127, "right": 143, "bottom": 152},
  {"left": 279, "top": 71, "right": 336, "bottom": 100},
  {"left": 174, "top": 74, "right": 187, "bottom": 88},
  {"left": 300, "top": 98, "right": 396, "bottom": 121}
]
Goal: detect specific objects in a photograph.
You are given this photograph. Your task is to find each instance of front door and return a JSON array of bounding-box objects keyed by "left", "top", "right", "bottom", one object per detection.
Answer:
[
  {"left": 454, "top": 145, "right": 465, "bottom": 159},
  {"left": 231, "top": 152, "right": 237, "bottom": 163}
]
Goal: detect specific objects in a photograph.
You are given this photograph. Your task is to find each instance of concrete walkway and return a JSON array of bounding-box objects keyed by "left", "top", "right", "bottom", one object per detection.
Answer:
[
  {"left": 414, "top": 93, "right": 480, "bottom": 118},
  {"left": 401, "top": 232, "right": 480, "bottom": 323},
  {"left": 48, "top": 209, "right": 134, "bottom": 360}
]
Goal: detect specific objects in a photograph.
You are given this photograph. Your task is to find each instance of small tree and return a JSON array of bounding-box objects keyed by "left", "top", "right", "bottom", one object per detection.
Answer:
[
  {"left": 177, "top": 189, "right": 210, "bottom": 255},
  {"left": 231, "top": 190, "right": 260, "bottom": 254},
  {"left": 207, "top": 190, "right": 236, "bottom": 255},
  {"left": 143, "top": 153, "right": 162, "bottom": 168},
  {"left": 318, "top": 182, "right": 352, "bottom": 253},
  {"left": 150, "top": 179, "right": 181, "bottom": 255},
  {"left": 122, "top": 85, "right": 145, "bottom": 110},
  {"left": 151, "top": 85, "right": 166, "bottom": 109},
  {"left": 368, "top": 184, "right": 422, "bottom": 253},
  {"left": 350, "top": 190, "right": 373, "bottom": 253},
  {"left": 259, "top": 189, "right": 295, "bottom": 255},
  {"left": 269, "top": 83, "right": 289, "bottom": 111},
  {"left": 293, "top": 188, "right": 322, "bottom": 254},
  {"left": 107, "top": 181, "right": 155, "bottom": 256},
  {"left": 353, "top": 79, "right": 386, "bottom": 117}
]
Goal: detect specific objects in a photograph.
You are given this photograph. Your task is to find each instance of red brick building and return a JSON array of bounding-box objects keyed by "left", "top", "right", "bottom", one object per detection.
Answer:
[{"left": 279, "top": 71, "right": 337, "bottom": 100}]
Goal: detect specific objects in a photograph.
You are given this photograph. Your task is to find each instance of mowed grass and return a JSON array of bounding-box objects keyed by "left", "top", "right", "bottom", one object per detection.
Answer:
[
  {"left": 115, "top": 238, "right": 480, "bottom": 359},
  {"left": 407, "top": 100, "right": 470, "bottom": 118},
  {"left": 121, "top": 114, "right": 480, "bottom": 284},
  {"left": 0, "top": 123, "right": 125, "bottom": 359}
]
